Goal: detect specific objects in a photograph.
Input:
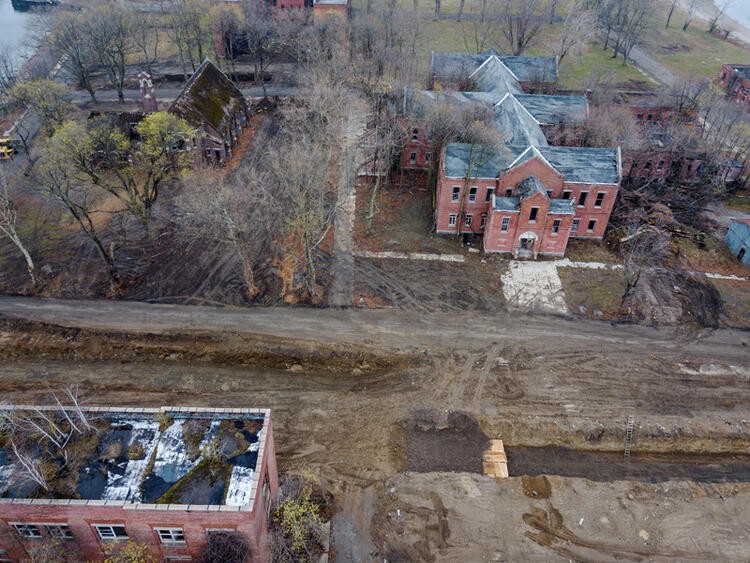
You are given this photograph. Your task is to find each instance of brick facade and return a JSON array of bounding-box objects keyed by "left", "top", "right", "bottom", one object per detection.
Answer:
[
  {"left": 718, "top": 64, "right": 750, "bottom": 109},
  {"left": 0, "top": 408, "right": 278, "bottom": 563}
]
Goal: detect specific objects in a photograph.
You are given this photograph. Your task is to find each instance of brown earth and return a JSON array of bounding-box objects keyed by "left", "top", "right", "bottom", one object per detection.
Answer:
[{"left": 1, "top": 300, "right": 750, "bottom": 560}]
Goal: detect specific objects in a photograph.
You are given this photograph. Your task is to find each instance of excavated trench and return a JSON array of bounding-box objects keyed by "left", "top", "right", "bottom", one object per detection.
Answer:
[{"left": 506, "top": 446, "right": 750, "bottom": 483}]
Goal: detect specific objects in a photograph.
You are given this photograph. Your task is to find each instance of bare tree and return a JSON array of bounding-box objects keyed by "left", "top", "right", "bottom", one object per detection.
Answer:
[
  {"left": 242, "top": 0, "right": 288, "bottom": 98},
  {"left": 463, "top": 0, "right": 503, "bottom": 54},
  {"left": 51, "top": 12, "right": 97, "bottom": 104},
  {"left": 198, "top": 531, "right": 251, "bottom": 563},
  {"left": 665, "top": 0, "right": 678, "bottom": 29},
  {"left": 131, "top": 11, "right": 161, "bottom": 76},
  {"left": 0, "top": 169, "right": 36, "bottom": 286},
  {"left": 499, "top": 0, "right": 548, "bottom": 56},
  {"left": 0, "top": 46, "right": 17, "bottom": 106},
  {"left": 167, "top": 0, "right": 209, "bottom": 77},
  {"left": 36, "top": 131, "right": 121, "bottom": 291},
  {"left": 682, "top": 0, "right": 699, "bottom": 30},
  {"left": 87, "top": 6, "right": 136, "bottom": 103},
  {"left": 708, "top": 0, "right": 732, "bottom": 33},
  {"left": 550, "top": 7, "right": 597, "bottom": 64}
]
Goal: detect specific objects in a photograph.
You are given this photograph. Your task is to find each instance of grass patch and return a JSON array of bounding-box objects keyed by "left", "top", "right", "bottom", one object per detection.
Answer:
[
  {"left": 712, "top": 279, "right": 750, "bottom": 328},
  {"left": 355, "top": 172, "right": 461, "bottom": 254},
  {"left": 725, "top": 193, "right": 750, "bottom": 212},
  {"left": 565, "top": 238, "right": 620, "bottom": 263},
  {"left": 558, "top": 266, "right": 626, "bottom": 319},
  {"left": 676, "top": 236, "right": 749, "bottom": 277},
  {"left": 642, "top": 0, "right": 750, "bottom": 79}
]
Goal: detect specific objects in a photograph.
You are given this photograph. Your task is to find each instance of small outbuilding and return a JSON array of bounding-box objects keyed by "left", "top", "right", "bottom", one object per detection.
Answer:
[
  {"left": 169, "top": 59, "right": 249, "bottom": 166},
  {"left": 726, "top": 218, "right": 750, "bottom": 267}
]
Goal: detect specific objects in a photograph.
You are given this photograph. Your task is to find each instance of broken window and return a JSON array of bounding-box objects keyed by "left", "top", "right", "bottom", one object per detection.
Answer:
[
  {"left": 464, "top": 214, "right": 473, "bottom": 228},
  {"left": 485, "top": 188, "right": 494, "bottom": 202},
  {"left": 577, "top": 192, "right": 587, "bottom": 207},
  {"left": 94, "top": 525, "right": 128, "bottom": 541},
  {"left": 594, "top": 192, "right": 605, "bottom": 208},
  {"left": 410, "top": 152, "right": 417, "bottom": 164},
  {"left": 156, "top": 528, "right": 186, "bottom": 544},
  {"left": 562, "top": 190, "right": 571, "bottom": 200},
  {"left": 469, "top": 187, "right": 477, "bottom": 202},
  {"left": 552, "top": 219, "right": 561, "bottom": 234},
  {"left": 587, "top": 219, "right": 597, "bottom": 232},
  {"left": 571, "top": 218, "right": 580, "bottom": 233},
  {"left": 529, "top": 207, "right": 539, "bottom": 222},
  {"left": 46, "top": 525, "right": 74, "bottom": 540},
  {"left": 505, "top": 188, "right": 513, "bottom": 197},
  {"left": 480, "top": 213, "right": 487, "bottom": 228},
  {"left": 12, "top": 524, "right": 42, "bottom": 539},
  {"left": 451, "top": 186, "right": 460, "bottom": 202},
  {"left": 411, "top": 128, "right": 419, "bottom": 141},
  {"left": 501, "top": 217, "right": 510, "bottom": 232}
]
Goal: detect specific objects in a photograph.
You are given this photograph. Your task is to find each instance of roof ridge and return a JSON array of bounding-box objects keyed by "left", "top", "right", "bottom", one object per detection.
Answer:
[{"left": 169, "top": 58, "right": 213, "bottom": 114}]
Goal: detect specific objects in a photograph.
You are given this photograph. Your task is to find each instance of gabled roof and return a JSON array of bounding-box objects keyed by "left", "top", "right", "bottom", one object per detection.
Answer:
[
  {"left": 493, "top": 94, "right": 548, "bottom": 146},
  {"left": 169, "top": 59, "right": 247, "bottom": 134},
  {"left": 443, "top": 142, "right": 514, "bottom": 179},
  {"left": 500, "top": 56, "right": 558, "bottom": 83},
  {"left": 470, "top": 56, "right": 522, "bottom": 96},
  {"left": 515, "top": 94, "right": 588, "bottom": 125},
  {"left": 536, "top": 146, "right": 621, "bottom": 184}
]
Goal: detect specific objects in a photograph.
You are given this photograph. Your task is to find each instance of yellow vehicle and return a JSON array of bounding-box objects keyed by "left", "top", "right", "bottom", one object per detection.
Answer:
[{"left": 0, "top": 138, "right": 16, "bottom": 160}]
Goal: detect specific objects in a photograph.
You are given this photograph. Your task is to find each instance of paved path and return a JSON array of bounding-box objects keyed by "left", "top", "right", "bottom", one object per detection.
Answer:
[
  {"left": 501, "top": 261, "right": 569, "bottom": 315},
  {"left": 329, "top": 93, "right": 368, "bottom": 307},
  {"left": 353, "top": 250, "right": 465, "bottom": 262}
]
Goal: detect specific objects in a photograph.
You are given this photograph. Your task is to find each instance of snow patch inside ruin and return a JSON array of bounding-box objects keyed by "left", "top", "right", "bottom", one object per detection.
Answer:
[
  {"left": 225, "top": 465, "right": 255, "bottom": 506},
  {"left": 101, "top": 419, "right": 160, "bottom": 501}
]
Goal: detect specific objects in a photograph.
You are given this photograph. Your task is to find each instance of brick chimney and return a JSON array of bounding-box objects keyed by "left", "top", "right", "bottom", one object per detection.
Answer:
[{"left": 138, "top": 71, "right": 158, "bottom": 113}]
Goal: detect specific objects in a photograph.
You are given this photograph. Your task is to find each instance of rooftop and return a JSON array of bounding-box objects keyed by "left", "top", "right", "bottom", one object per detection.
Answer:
[
  {"left": 431, "top": 50, "right": 557, "bottom": 84},
  {"left": 444, "top": 143, "right": 621, "bottom": 184},
  {"left": 514, "top": 94, "right": 588, "bottom": 124},
  {"left": 0, "top": 406, "right": 269, "bottom": 510},
  {"left": 169, "top": 59, "right": 247, "bottom": 135}
]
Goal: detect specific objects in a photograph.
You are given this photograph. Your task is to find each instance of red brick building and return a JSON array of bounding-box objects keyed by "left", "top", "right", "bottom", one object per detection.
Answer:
[
  {"left": 436, "top": 144, "right": 620, "bottom": 257},
  {"left": 402, "top": 49, "right": 620, "bottom": 257},
  {"left": 718, "top": 63, "right": 750, "bottom": 109},
  {"left": 0, "top": 406, "right": 278, "bottom": 562}
]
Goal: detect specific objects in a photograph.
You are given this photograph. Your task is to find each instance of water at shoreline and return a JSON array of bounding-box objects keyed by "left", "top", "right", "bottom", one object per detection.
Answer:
[{"left": 0, "top": 1, "right": 32, "bottom": 65}]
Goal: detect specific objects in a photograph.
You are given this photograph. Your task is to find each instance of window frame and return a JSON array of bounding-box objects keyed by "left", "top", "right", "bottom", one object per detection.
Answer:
[
  {"left": 505, "top": 188, "right": 513, "bottom": 197},
  {"left": 93, "top": 524, "right": 129, "bottom": 541},
  {"left": 468, "top": 186, "right": 478, "bottom": 203},
  {"left": 480, "top": 213, "right": 487, "bottom": 228},
  {"left": 409, "top": 151, "right": 417, "bottom": 164},
  {"left": 562, "top": 190, "right": 572, "bottom": 200},
  {"left": 425, "top": 152, "right": 432, "bottom": 163},
  {"left": 594, "top": 192, "right": 605, "bottom": 208},
  {"left": 577, "top": 192, "right": 588, "bottom": 207},
  {"left": 485, "top": 187, "right": 494, "bottom": 203},
  {"left": 571, "top": 218, "right": 580, "bottom": 233},
  {"left": 451, "top": 186, "right": 460, "bottom": 202},
  {"left": 551, "top": 219, "right": 561, "bottom": 234},
  {"left": 528, "top": 206, "right": 539, "bottom": 223},
  {"left": 11, "top": 523, "right": 42, "bottom": 539},
  {"left": 464, "top": 214, "right": 473, "bottom": 228},
  {"left": 448, "top": 213, "right": 457, "bottom": 227},
  {"left": 411, "top": 128, "right": 419, "bottom": 141},
  {"left": 587, "top": 219, "right": 597, "bottom": 233},
  {"left": 45, "top": 524, "right": 74, "bottom": 540},
  {"left": 501, "top": 217, "right": 510, "bottom": 232},
  {"left": 155, "top": 528, "right": 186, "bottom": 545}
]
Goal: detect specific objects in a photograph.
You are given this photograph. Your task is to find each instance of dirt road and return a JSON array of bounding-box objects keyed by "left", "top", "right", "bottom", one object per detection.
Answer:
[{"left": 1, "top": 297, "right": 750, "bottom": 560}]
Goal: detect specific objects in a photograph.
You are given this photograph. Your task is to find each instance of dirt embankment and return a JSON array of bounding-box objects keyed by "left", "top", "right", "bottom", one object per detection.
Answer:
[{"left": 0, "top": 319, "right": 413, "bottom": 375}]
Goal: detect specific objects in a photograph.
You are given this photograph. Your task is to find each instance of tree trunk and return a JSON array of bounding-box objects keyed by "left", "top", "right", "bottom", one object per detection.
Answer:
[{"left": 665, "top": 0, "right": 677, "bottom": 29}]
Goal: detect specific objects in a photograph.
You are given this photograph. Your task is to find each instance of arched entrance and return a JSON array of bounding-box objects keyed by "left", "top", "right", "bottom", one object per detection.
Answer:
[{"left": 515, "top": 232, "right": 538, "bottom": 259}]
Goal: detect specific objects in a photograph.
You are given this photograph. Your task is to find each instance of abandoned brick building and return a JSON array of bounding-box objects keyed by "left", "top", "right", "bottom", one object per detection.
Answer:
[
  {"left": 0, "top": 406, "right": 278, "bottom": 562},
  {"left": 403, "top": 49, "right": 621, "bottom": 258},
  {"left": 169, "top": 59, "right": 249, "bottom": 166},
  {"left": 718, "top": 63, "right": 750, "bottom": 109}
]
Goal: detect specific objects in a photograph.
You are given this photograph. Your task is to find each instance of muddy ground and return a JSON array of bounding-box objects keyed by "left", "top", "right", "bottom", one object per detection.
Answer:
[{"left": 0, "top": 304, "right": 750, "bottom": 560}]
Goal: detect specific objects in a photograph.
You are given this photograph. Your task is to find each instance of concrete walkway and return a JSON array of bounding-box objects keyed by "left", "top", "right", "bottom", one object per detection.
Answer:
[
  {"left": 329, "top": 93, "right": 368, "bottom": 307},
  {"left": 501, "top": 261, "right": 569, "bottom": 315},
  {"left": 353, "top": 250, "right": 465, "bottom": 262}
]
